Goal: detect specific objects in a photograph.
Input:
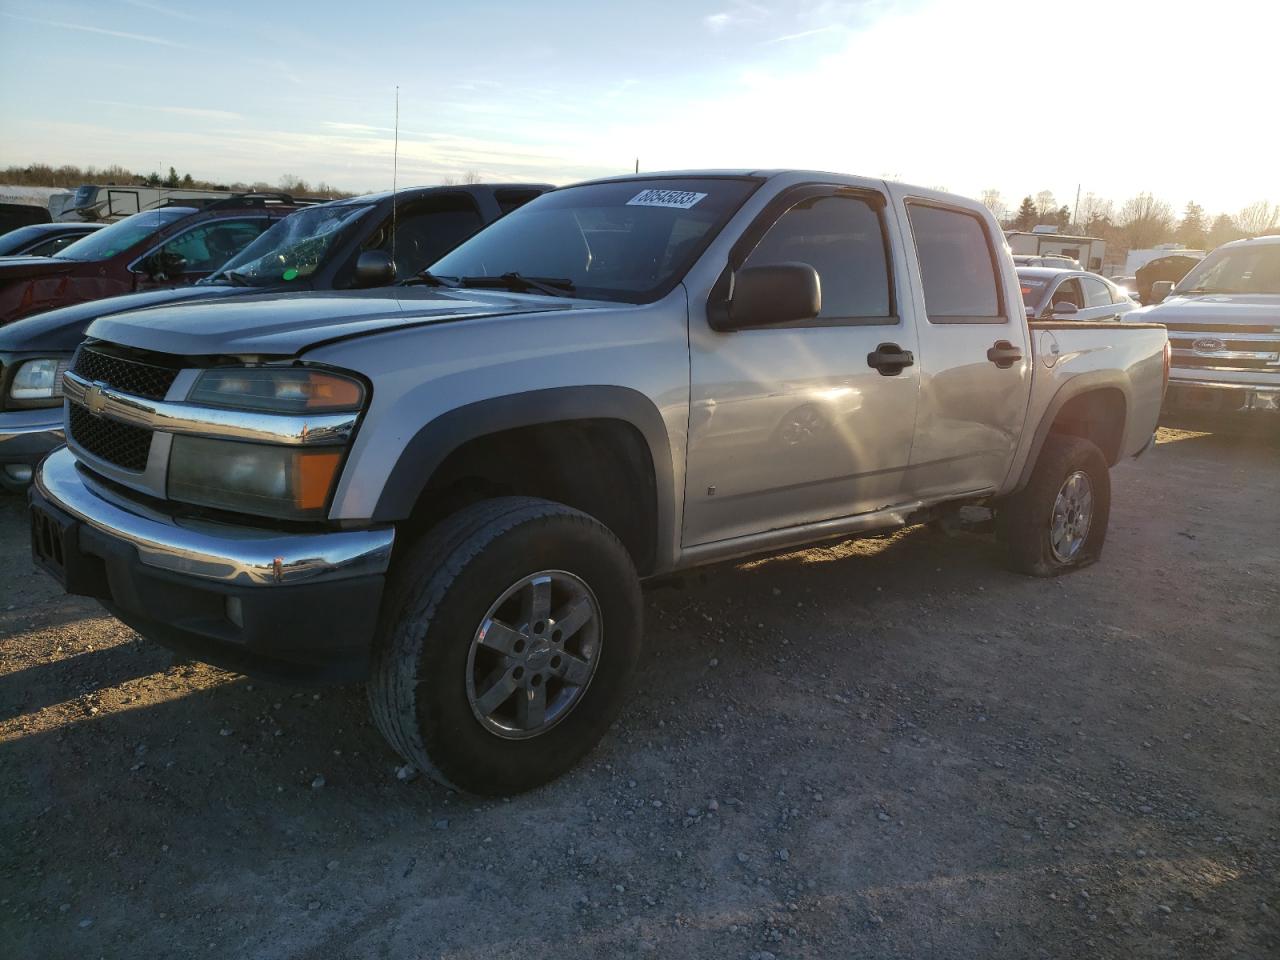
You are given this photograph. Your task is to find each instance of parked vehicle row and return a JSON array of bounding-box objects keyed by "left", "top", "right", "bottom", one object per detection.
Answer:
[
  {"left": 0, "top": 183, "right": 551, "bottom": 487},
  {"left": 27, "top": 169, "right": 1169, "bottom": 794}
]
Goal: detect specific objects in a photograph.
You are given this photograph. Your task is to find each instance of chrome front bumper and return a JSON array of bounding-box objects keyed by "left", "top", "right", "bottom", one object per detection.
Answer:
[
  {"left": 35, "top": 446, "right": 395, "bottom": 587},
  {"left": 1165, "top": 379, "right": 1280, "bottom": 415}
]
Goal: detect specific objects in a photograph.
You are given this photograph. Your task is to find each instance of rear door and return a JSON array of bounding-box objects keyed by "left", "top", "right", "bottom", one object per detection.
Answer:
[
  {"left": 893, "top": 195, "right": 1033, "bottom": 500},
  {"left": 683, "top": 182, "right": 921, "bottom": 546}
]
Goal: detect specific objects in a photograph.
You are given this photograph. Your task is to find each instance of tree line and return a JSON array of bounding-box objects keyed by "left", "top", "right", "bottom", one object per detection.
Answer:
[
  {"left": 982, "top": 188, "right": 1280, "bottom": 253},
  {"left": 1, "top": 162, "right": 355, "bottom": 200}
]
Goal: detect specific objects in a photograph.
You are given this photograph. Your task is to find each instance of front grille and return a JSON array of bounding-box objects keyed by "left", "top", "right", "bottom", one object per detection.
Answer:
[
  {"left": 68, "top": 404, "right": 152, "bottom": 472},
  {"left": 1163, "top": 321, "right": 1278, "bottom": 334},
  {"left": 72, "top": 347, "right": 179, "bottom": 400},
  {"left": 1172, "top": 355, "right": 1279, "bottom": 371}
]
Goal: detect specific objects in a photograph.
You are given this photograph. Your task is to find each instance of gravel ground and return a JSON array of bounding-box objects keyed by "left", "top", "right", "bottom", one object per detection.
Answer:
[{"left": 1, "top": 426, "right": 1277, "bottom": 959}]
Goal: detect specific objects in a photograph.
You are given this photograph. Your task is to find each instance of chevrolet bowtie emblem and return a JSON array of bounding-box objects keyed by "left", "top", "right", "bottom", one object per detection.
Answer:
[{"left": 85, "top": 382, "right": 108, "bottom": 416}]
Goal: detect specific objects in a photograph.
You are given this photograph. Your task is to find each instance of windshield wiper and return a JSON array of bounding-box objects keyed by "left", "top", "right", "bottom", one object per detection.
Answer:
[
  {"left": 460, "top": 273, "right": 576, "bottom": 297},
  {"left": 404, "top": 270, "right": 460, "bottom": 288},
  {"left": 217, "top": 270, "right": 251, "bottom": 287}
]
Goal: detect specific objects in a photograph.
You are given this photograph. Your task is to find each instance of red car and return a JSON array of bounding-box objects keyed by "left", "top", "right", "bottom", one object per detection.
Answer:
[{"left": 0, "top": 194, "right": 309, "bottom": 324}]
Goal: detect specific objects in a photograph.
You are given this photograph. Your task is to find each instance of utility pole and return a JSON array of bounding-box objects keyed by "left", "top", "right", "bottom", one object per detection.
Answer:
[
  {"left": 1072, "top": 183, "right": 1081, "bottom": 230},
  {"left": 634, "top": 157, "right": 639, "bottom": 174}
]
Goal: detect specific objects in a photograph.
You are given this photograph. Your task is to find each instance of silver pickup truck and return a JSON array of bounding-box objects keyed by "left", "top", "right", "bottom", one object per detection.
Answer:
[
  {"left": 29, "top": 170, "right": 1169, "bottom": 794},
  {"left": 1142, "top": 235, "right": 1280, "bottom": 421}
]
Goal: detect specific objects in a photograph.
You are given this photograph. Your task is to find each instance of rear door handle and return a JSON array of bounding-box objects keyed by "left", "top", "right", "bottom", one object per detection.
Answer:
[
  {"left": 987, "top": 340, "right": 1023, "bottom": 368},
  {"left": 867, "top": 342, "right": 914, "bottom": 376}
]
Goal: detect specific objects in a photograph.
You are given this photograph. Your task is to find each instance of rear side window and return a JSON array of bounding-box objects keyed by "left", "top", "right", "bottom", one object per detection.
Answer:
[
  {"left": 906, "top": 203, "right": 1003, "bottom": 323},
  {"left": 742, "top": 194, "right": 892, "bottom": 321},
  {"left": 1081, "top": 276, "right": 1113, "bottom": 307}
]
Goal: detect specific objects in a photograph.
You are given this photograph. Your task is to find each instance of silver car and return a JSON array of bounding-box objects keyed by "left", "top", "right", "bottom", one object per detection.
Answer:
[{"left": 1018, "top": 266, "right": 1139, "bottom": 322}]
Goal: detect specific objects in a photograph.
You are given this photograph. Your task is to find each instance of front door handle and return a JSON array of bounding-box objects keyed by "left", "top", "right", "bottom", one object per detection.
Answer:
[
  {"left": 987, "top": 340, "right": 1023, "bottom": 368},
  {"left": 867, "top": 342, "right": 914, "bottom": 376}
]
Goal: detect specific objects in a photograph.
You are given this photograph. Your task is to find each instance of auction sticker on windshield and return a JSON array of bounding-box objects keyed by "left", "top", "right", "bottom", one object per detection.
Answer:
[{"left": 627, "top": 189, "right": 708, "bottom": 209}]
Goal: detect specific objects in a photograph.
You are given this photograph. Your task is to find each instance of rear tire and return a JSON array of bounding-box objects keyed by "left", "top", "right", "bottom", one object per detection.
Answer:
[
  {"left": 368, "top": 497, "right": 642, "bottom": 795},
  {"left": 999, "top": 435, "right": 1110, "bottom": 577}
]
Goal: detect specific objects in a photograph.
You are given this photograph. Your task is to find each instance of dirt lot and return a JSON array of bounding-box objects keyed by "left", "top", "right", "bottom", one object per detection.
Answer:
[{"left": 1, "top": 426, "right": 1277, "bottom": 959}]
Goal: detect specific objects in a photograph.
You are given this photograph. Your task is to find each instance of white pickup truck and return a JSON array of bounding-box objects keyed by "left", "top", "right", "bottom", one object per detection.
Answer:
[{"left": 30, "top": 170, "right": 1170, "bottom": 793}]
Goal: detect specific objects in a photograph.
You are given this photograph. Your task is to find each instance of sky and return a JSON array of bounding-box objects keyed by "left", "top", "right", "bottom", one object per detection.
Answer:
[{"left": 0, "top": 0, "right": 1275, "bottom": 216}]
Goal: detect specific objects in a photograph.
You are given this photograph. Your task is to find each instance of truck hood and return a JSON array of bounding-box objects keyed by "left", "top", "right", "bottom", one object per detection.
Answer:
[
  {"left": 1139, "top": 293, "right": 1280, "bottom": 328},
  {"left": 0, "top": 284, "right": 245, "bottom": 353},
  {"left": 86, "top": 287, "right": 599, "bottom": 357},
  {"left": 0, "top": 256, "right": 76, "bottom": 281}
]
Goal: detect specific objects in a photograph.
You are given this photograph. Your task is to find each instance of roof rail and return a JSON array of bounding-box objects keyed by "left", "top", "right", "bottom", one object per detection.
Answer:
[{"left": 200, "top": 192, "right": 324, "bottom": 211}]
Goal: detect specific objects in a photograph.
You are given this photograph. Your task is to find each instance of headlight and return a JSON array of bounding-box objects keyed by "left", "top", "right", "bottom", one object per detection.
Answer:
[
  {"left": 168, "top": 435, "right": 344, "bottom": 521},
  {"left": 167, "top": 366, "right": 366, "bottom": 520},
  {"left": 10, "top": 357, "right": 72, "bottom": 402},
  {"left": 189, "top": 367, "right": 364, "bottom": 413}
]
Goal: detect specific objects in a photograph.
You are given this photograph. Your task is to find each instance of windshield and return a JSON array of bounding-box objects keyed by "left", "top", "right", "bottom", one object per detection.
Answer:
[
  {"left": 207, "top": 201, "right": 373, "bottom": 286},
  {"left": 1174, "top": 244, "right": 1280, "bottom": 295},
  {"left": 429, "top": 177, "right": 760, "bottom": 303},
  {"left": 53, "top": 208, "right": 190, "bottom": 261}
]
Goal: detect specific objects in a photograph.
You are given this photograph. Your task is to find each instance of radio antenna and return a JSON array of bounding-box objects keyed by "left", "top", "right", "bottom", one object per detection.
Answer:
[{"left": 391, "top": 85, "right": 400, "bottom": 277}]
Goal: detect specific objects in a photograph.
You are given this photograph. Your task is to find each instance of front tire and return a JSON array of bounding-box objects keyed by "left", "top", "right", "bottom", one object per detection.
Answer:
[
  {"left": 999, "top": 435, "right": 1110, "bottom": 577},
  {"left": 369, "top": 497, "right": 642, "bottom": 794}
]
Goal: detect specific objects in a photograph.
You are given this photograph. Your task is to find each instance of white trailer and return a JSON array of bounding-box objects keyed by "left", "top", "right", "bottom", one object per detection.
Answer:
[{"left": 1005, "top": 230, "right": 1107, "bottom": 273}]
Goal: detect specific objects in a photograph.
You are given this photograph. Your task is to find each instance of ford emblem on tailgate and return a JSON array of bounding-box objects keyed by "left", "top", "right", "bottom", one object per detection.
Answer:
[{"left": 1193, "top": 337, "right": 1226, "bottom": 353}]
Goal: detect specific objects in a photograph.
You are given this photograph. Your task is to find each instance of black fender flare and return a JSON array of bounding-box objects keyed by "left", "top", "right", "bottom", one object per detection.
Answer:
[
  {"left": 1014, "top": 371, "right": 1132, "bottom": 491},
  {"left": 371, "top": 385, "right": 677, "bottom": 568}
]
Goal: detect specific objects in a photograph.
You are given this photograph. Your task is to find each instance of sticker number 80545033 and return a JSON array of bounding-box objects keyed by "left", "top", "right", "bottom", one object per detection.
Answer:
[{"left": 626, "top": 189, "right": 708, "bottom": 209}]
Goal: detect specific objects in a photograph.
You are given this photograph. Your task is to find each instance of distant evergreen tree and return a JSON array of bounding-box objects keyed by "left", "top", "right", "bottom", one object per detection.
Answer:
[
  {"left": 1055, "top": 205, "right": 1072, "bottom": 231},
  {"left": 1013, "top": 196, "right": 1038, "bottom": 231},
  {"left": 1176, "top": 202, "right": 1207, "bottom": 248}
]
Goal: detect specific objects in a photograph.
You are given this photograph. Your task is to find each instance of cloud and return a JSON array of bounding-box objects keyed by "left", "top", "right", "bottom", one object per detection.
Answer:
[
  {"left": 0, "top": 11, "right": 186, "bottom": 47},
  {"left": 703, "top": 12, "right": 734, "bottom": 32},
  {"left": 119, "top": 0, "right": 203, "bottom": 22},
  {"left": 763, "top": 23, "right": 842, "bottom": 43},
  {"left": 87, "top": 100, "right": 241, "bottom": 122}
]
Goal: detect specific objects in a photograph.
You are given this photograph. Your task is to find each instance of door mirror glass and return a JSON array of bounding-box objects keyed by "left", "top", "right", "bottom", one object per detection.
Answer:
[
  {"left": 1150, "top": 280, "right": 1175, "bottom": 303},
  {"left": 353, "top": 249, "right": 396, "bottom": 288},
  {"left": 1050, "top": 300, "right": 1080, "bottom": 318},
  {"left": 139, "top": 251, "right": 187, "bottom": 280},
  {"left": 722, "top": 263, "right": 821, "bottom": 330}
]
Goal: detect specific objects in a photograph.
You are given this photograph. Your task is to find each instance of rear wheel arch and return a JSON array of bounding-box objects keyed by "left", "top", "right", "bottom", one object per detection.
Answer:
[
  {"left": 372, "top": 387, "right": 675, "bottom": 576},
  {"left": 1015, "top": 375, "right": 1131, "bottom": 490}
]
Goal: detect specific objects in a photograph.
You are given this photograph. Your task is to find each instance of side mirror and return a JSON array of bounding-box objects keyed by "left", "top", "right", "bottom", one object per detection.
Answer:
[
  {"left": 718, "top": 263, "right": 821, "bottom": 330},
  {"left": 1050, "top": 301, "right": 1080, "bottom": 318},
  {"left": 353, "top": 250, "right": 396, "bottom": 288},
  {"left": 139, "top": 251, "right": 187, "bottom": 280},
  {"left": 1150, "top": 280, "right": 1175, "bottom": 303}
]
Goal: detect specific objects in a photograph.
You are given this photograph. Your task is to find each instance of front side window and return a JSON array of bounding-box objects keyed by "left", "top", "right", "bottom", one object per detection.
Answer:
[
  {"left": 1081, "top": 276, "right": 1113, "bottom": 307},
  {"left": 1051, "top": 278, "right": 1085, "bottom": 309},
  {"left": 53, "top": 208, "right": 190, "bottom": 261},
  {"left": 741, "top": 194, "right": 892, "bottom": 321},
  {"left": 371, "top": 195, "right": 485, "bottom": 279},
  {"left": 906, "top": 203, "right": 1003, "bottom": 322},
  {"left": 153, "top": 218, "right": 269, "bottom": 273},
  {"left": 430, "top": 177, "right": 760, "bottom": 303}
]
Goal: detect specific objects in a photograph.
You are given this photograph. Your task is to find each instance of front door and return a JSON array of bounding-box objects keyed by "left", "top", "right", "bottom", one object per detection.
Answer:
[{"left": 683, "top": 185, "right": 921, "bottom": 546}]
